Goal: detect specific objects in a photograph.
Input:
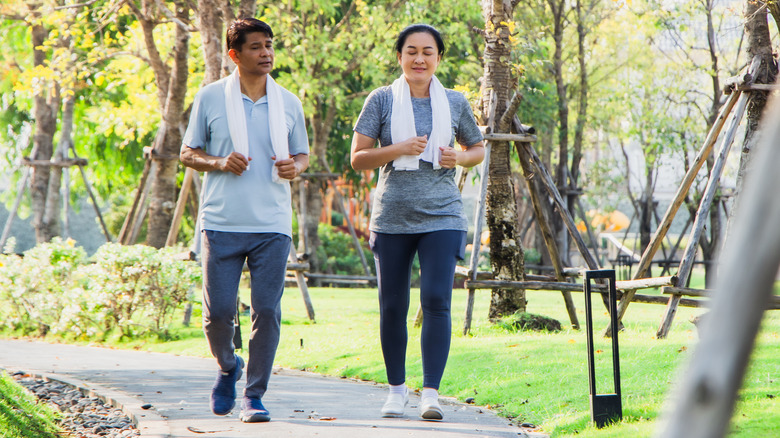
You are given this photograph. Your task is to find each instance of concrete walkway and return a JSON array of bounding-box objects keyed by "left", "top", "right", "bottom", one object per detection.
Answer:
[{"left": 0, "top": 340, "right": 547, "bottom": 437}]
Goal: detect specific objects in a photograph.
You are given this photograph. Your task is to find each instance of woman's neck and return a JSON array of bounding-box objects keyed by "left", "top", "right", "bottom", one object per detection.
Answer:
[{"left": 407, "top": 78, "right": 431, "bottom": 98}]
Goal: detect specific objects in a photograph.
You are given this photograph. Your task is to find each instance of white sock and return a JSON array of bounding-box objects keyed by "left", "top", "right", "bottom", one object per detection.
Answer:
[
  {"left": 389, "top": 384, "right": 407, "bottom": 395},
  {"left": 421, "top": 388, "right": 438, "bottom": 401}
]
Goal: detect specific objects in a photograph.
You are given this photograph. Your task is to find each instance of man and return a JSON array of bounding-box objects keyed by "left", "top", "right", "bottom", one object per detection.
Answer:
[{"left": 180, "top": 18, "right": 309, "bottom": 423}]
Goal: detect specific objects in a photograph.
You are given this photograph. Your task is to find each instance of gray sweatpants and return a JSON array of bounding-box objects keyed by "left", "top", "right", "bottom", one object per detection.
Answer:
[{"left": 201, "top": 230, "right": 290, "bottom": 400}]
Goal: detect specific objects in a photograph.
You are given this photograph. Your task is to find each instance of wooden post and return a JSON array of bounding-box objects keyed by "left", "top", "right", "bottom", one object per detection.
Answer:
[
  {"left": 166, "top": 167, "right": 194, "bottom": 247},
  {"left": 513, "top": 121, "right": 580, "bottom": 329},
  {"left": 118, "top": 159, "right": 152, "bottom": 244},
  {"left": 513, "top": 125, "right": 600, "bottom": 273},
  {"left": 655, "top": 80, "right": 751, "bottom": 339},
  {"left": 70, "top": 147, "right": 112, "bottom": 242},
  {"left": 462, "top": 143, "right": 492, "bottom": 335},
  {"left": 289, "top": 244, "right": 315, "bottom": 322},
  {"left": 655, "top": 75, "right": 780, "bottom": 438},
  {"left": 0, "top": 145, "right": 39, "bottom": 251}
]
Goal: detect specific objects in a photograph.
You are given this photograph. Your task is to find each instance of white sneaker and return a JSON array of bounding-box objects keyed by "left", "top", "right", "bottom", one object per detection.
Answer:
[
  {"left": 419, "top": 396, "right": 443, "bottom": 421},
  {"left": 381, "top": 387, "right": 408, "bottom": 418}
]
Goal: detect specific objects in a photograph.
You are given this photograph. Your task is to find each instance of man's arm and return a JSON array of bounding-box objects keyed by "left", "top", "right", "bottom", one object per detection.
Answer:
[{"left": 180, "top": 145, "right": 250, "bottom": 176}]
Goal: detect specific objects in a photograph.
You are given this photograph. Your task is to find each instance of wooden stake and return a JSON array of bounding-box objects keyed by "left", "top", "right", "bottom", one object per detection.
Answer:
[
  {"left": 605, "top": 90, "right": 742, "bottom": 336},
  {"left": 656, "top": 83, "right": 751, "bottom": 339},
  {"left": 166, "top": 167, "right": 194, "bottom": 247}
]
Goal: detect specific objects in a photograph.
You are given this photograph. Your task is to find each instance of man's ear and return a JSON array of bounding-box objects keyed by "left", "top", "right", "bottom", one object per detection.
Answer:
[{"left": 228, "top": 48, "right": 239, "bottom": 63}]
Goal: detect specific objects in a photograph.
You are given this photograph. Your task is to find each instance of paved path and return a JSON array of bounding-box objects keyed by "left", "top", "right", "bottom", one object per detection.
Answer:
[{"left": 0, "top": 340, "right": 546, "bottom": 437}]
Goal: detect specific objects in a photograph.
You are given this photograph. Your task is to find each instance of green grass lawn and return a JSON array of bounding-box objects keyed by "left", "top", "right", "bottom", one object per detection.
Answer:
[
  {"left": 107, "top": 269, "right": 780, "bottom": 438},
  {"left": 0, "top": 372, "right": 62, "bottom": 438},
  {"left": 5, "top": 267, "right": 778, "bottom": 437}
]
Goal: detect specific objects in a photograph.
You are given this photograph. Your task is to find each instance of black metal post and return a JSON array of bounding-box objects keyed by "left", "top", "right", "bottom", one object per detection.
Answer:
[{"left": 584, "top": 269, "right": 622, "bottom": 428}]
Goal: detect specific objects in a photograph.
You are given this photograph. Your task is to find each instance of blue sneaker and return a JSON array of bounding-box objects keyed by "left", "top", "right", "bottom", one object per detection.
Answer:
[
  {"left": 210, "top": 354, "right": 244, "bottom": 416},
  {"left": 240, "top": 397, "right": 271, "bottom": 423}
]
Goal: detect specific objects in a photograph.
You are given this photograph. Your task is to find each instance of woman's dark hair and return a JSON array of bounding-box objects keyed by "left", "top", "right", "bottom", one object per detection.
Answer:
[
  {"left": 227, "top": 18, "right": 274, "bottom": 52},
  {"left": 395, "top": 24, "right": 445, "bottom": 56}
]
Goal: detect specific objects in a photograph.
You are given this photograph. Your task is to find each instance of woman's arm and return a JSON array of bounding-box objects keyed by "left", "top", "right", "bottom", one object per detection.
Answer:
[
  {"left": 350, "top": 132, "right": 429, "bottom": 171},
  {"left": 439, "top": 141, "right": 485, "bottom": 169}
]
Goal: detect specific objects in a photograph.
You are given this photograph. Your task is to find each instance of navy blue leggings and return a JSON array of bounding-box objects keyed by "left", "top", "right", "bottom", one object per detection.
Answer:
[{"left": 369, "top": 230, "right": 465, "bottom": 389}]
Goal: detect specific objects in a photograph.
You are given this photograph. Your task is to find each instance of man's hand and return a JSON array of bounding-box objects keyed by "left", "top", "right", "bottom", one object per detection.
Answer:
[
  {"left": 218, "top": 152, "right": 251, "bottom": 176},
  {"left": 274, "top": 156, "right": 301, "bottom": 180}
]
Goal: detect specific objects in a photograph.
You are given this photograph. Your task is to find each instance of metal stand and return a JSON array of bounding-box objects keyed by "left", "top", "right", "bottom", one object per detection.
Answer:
[{"left": 584, "top": 269, "right": 622, "bottom": 428}]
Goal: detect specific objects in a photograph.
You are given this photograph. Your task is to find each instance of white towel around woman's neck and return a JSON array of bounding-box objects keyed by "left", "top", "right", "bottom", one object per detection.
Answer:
[
  {"left": 224, "top": 68, "right": 289, "bottom": 183},
  {"left": 390, "top": 74, "right": 451, "bottom": 170}
]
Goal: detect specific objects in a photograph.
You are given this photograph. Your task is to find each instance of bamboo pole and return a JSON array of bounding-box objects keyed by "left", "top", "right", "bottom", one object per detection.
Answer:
[
  {"left": 655, "top": 73, "right": 780, "bottom": 438},
  {"left": 656, "top": 80, "right": 751, "bottom": 339}
]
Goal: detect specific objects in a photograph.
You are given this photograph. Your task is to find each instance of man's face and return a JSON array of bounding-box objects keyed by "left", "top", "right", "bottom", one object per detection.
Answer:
[{"left": 231, "top": 32, "right": 274, "bottom": 76}]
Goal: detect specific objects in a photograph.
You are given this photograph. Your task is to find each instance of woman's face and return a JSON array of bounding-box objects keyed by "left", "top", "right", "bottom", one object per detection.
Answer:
[{"left": 397, "top": 32, "right": 441, "bottom": 85}]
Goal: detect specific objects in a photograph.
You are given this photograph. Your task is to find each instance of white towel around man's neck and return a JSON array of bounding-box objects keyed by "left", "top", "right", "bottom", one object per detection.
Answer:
[
  {"left": 224, "top": 68, "right": 289, "bottom": 183},
  {"left": 390, "top": 74, "right": 451, "bottom": 170}
]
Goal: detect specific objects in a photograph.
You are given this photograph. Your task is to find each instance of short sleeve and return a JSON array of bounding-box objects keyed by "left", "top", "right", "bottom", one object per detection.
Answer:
[
  {"left": 353, "top": 88, "right": 385, "bottom": 140},
  {"left": 287, "top": 96, "right": 310, "bottom": 156},
  {"left": 455, "top": 93, "right": 483, "bottom": 147},
  {"left": 182, "top": 90, "right": 208, "bottom": 150}
]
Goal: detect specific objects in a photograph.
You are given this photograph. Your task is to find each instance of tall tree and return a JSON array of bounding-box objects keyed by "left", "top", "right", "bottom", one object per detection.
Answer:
[
  {"left": 125, "top": 0, "right": 191, "bottom": 248},
  {"left": 480, "top": 0, "right": 527, "bottom": 318}
]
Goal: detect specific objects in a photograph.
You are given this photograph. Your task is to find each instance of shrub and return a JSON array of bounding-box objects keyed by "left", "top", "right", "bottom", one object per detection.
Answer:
[
  {"left": 0, "top": 238, "right": 86, "bottom": 335},
  {"left": 0, "top": 241, "right": 200, "bottom": 340},
  {"left": 315, "top": 223, "right": 374, "bottom": 277}
]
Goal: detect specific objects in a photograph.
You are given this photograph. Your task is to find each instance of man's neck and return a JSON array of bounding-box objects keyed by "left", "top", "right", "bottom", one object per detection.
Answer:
[{"left": 238, "top": 70, "right": 268, "bottom": 102}]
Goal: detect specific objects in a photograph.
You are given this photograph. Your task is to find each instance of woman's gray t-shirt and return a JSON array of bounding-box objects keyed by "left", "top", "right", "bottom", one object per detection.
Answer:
[{"left": 353, "top": 85, "right": 483, "bottom": 234}]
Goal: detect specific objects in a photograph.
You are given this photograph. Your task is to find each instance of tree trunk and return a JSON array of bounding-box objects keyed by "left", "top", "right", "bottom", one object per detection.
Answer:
[
  {"left": 146, "top": 2, "right": 190, "bottom": 248},
  {"left": 41, "top": 95, "right": 75, "bottom": 242},
  {"left": 301, "top": 97, "right": 337, "bottom": 277},
  {"left": 197, "top": 0, "right": 224, "bottom": 84},
  {"left": 734, "top": 2, "right": 778, "bottom": 209},
  {"left": 30, "top": 21, "right": 59, "bottom": 244},
  {"left": 547, "top": 0, "right": 570, "bottom": 264},
  {"left": 482, "top": 0, "right": 526, "bottom": 320}
]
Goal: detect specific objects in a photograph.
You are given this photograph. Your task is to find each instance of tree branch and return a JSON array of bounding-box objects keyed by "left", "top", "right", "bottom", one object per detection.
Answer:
[
  {"left": 498, "top": 91, "right": 523, "bottom": 132},
  {"left": 330, "top": 0, "right": 356, "bottom": 38}
]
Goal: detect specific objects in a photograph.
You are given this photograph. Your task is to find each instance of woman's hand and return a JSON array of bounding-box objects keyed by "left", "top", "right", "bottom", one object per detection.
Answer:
[
  {"left": 439, "top": 146, "right": 457, "bottom": 168},
  {"left": 398, "top": 135, "right": 428, "bottom": 156}
]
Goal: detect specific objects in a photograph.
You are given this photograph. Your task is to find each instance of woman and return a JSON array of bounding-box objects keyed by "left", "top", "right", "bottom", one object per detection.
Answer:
[{"left": 351, "top": 24, "right": 485, "bottom": 421}]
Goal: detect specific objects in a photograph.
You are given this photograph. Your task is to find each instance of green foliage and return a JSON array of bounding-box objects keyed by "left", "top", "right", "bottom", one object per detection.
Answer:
[
  {"left": 0, "top": 372, "right": 62, "bottom": 438},
  {"left": 0, "top": 240, "right": 200, "bottom": 339},
  {"left": 315, "top": 223, "right": 374, "bottom": 277}
]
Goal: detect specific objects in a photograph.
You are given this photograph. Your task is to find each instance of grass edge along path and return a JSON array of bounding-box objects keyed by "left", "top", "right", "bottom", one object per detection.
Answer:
[{"left": 0, "top": 371, "right": 62, "bottom": 438}]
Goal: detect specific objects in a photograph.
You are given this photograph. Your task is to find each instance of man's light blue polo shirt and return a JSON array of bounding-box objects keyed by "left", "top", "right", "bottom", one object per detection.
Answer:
[{"left": 182, "top": 76, "right": 309, "bottom": 237}]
